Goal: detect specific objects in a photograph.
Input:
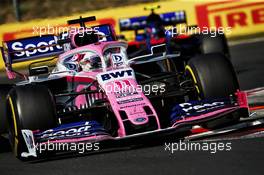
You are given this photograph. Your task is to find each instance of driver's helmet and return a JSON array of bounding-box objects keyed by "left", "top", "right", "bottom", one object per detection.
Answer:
[
  {"left": 79, "top": 53, "right": 102, "bottom": 71},
  {"left": 145, "top": 12, "right": 165, "bottom": 38}
]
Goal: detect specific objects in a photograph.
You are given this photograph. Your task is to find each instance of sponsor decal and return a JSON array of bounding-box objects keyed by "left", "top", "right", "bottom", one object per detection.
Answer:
[
  {"left": 179, "top": 101, "right": 225, "bottom": 113},
  {"left": 196, "top": 1, "right": 264, "bottom": 30},
  {"left": 120, "top": 103, "right": 146, "bottom": 109},
  {"left": 40, "top": 122, "right": 92, "bottom": 139},
  {"left": 112, "top": 54, "right": 124, "bottom": 67},
  {"left": 6, "top": 35, "right": 62, "bottom": 61},
  {"left": 112, "top": 54, "right": 122, "bottom": 62},
  {"left": 117, "top": 97, "right": 143, "bottom": 104},
  {"left": 115, "top": 91, "right": 138, "bottom": 98},
  {"left": 97, "top": 68, "right": 135, "bottom": 86},
  {"left": 101, "top": 69, "right": 133, "bottom": 81},
  {"left": 170, "top": 100, "right": 228, "bottom": 123},
  {"left": 134, "top": 117, "right": 147, "bottom": 123}
]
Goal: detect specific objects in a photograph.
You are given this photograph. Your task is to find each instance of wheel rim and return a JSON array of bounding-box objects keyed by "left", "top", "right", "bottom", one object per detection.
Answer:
[
  {"left": 7, "top": 97, "right": 19, "bottom": 157},
  {"left": 185, "top": 65, "right": 201, "bottom": 100}
]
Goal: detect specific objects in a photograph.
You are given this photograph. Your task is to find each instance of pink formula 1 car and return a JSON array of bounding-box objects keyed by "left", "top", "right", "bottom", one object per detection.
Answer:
[{"left": 0, "top": 17, "right": 249, "bottom": 160}]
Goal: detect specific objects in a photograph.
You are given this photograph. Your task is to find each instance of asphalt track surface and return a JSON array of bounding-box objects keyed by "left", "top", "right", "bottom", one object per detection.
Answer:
[{"left": 1, "top": 40, "right": 264, "bottom": 175}]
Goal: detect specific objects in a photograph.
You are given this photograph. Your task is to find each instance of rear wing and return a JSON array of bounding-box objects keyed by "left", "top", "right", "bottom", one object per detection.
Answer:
[
  {"left": 1, "top": 34, "right": 63, "bottom": 79},
  {"left": 119, "top": 11, "right": 187, "bottom": 31},
  {"left": 2, "top": 35, "right": 63, "bottom": 63},
  {"left": 0, "top": 16, "right": 118, "bottom": 80}
]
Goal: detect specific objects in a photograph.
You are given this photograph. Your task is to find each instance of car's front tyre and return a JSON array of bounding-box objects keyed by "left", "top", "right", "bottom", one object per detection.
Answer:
[{"left": 7, "top": 85, "right": 57, "bottom": 160}]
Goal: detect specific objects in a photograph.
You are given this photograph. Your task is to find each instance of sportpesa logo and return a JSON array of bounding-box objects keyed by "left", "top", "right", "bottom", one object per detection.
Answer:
[
  {"left": 40, "top": 122, "right": 91, "bottom": 140},
  {"left": 7, "top": 35, "right": 63, "bottom": 59}
]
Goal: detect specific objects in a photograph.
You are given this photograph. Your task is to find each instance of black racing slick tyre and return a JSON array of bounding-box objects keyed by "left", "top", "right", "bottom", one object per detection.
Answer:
[
  {"left": 186, "top": 53, "right": 240, "bottom": 129},
  {"left": 0, "top": 85, "right": 12, "bottom": 134},
  {"left": 198, "top": 33, "right": 230, "bottom": 58},
  {"left": 186, "top": 53, "right": 239, "bottom": 99},
  {"left": 7, "top": 85, "right": 57, "bottom": 160}
]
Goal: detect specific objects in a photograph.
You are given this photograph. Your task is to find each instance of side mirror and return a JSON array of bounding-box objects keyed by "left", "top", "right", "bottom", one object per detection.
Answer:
[{"left": 29, "top": 66, "right": 49, "bottom": 76}]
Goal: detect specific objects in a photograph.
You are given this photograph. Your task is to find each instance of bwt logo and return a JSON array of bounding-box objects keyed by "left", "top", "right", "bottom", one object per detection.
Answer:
[
  {"left": 101, "top": 69, "right": 133, "bottom": 81},
  {"left": 196, "top": 1, "right": 264, "bottom": 28}
]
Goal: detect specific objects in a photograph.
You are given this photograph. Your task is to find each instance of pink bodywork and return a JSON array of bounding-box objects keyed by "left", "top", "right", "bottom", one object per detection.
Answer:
[{"left": 58, "top": 41, "right": 161, "bottom": 137}]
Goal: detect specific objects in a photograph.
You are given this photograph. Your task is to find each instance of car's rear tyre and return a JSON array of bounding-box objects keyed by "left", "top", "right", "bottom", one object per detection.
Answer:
[
  {"left": 0, "top": 85, "right": 12, "bottom": 134},
  {"left": 185, "top": 53, "right": 239, "bottom": 129},
  {"left": 198, "top": 33, "right": 230, "bottom": 58},
  {"left": 186, "top": 53, "right": 239, "bottom": 99},
  {"left": 7, "top": 85, "right": 57, "bottom": 160}
]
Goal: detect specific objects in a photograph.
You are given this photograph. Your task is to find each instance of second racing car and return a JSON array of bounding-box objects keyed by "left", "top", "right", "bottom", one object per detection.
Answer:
[{"left": 119, "top": 5, "right": 230, "bottom": 67}]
